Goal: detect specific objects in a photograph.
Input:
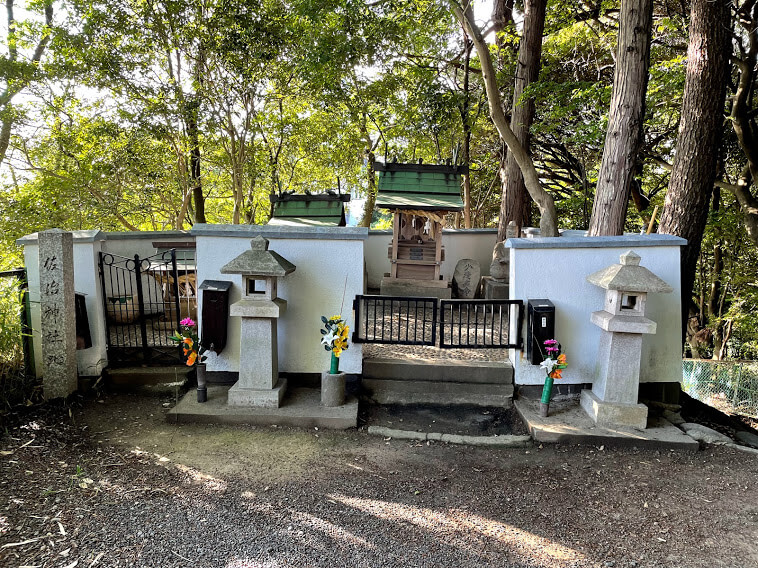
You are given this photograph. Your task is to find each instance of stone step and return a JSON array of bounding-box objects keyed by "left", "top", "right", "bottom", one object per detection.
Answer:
[
  {"left": 362, "top": 357, "right": 513, "bottom": 385},
  {"left": 105, "top": 366, "right": 189, "bottom": 395},
  {"left": 362, "top": 378, "right": 514, "bottom": 407}
]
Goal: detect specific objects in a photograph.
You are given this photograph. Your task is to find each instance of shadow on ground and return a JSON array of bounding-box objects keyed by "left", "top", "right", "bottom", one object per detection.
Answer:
[{"left": 1, "top": 392, "right": 757, "bottom": 568}]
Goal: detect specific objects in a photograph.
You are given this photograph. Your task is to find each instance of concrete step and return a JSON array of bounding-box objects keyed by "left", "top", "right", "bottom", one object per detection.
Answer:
[
  {"left": 362, "top": 378, "right": 514, "bottom": 407},
  {"left": 105, "top": 366, "right": 189, "bottom": 395},
  {"left": 363, "top": 357, "right": 513, "bottom": 385}
]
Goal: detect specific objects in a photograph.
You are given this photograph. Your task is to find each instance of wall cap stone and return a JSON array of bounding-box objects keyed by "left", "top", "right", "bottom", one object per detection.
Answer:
[
  {"left": 17, "top": 229, "right": 105, "bottom": 246},
  {"left": 191, "top": 223, "right": 368, "bottom": 241},
  {"left": 506, "top": 232, "right": 687, "bottom": 249}
]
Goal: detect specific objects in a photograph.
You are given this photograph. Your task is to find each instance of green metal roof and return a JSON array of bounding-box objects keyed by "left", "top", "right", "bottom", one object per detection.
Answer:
[
  {"left": 375, "top": 165, "right": 465, "bottom": 212},
  {"left": 269, "top": 194, "right": 348, "bottom": 226},
  {"left": 268, "top": 216, "right": 342, "bottom": 227}
]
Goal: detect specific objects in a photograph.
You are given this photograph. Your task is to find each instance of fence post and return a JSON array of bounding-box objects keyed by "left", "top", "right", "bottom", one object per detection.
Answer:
[{"left": 732, "top": 362, "right": 743, "bottom": 408}]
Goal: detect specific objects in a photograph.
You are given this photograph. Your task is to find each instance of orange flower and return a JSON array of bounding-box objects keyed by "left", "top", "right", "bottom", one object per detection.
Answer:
[
  {"left": 550, "top": 368, "right": 563, "bottom": 379},
  {"left": 186, "top": 351, "right": 197, "bottom": 366},
  {"left": 558, "top": 354, "right": 566, "bottom": 365}
]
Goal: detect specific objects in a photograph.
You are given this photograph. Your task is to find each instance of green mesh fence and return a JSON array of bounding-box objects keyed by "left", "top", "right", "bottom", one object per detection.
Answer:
[{"left": 682, "top": 359, "right": 758, "bottom": 419}]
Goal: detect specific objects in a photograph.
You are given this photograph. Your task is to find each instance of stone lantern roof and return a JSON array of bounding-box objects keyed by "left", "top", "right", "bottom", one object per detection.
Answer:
[
  {"left": 586, "top": 250, "right": 673, "bottom": 293},
  {"left": 220, "top": 236, "right": 296, "bottom": 276}
]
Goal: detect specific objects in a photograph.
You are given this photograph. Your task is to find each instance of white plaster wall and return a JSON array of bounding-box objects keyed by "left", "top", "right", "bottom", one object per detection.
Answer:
[
  {"left": 21, "top": 233, "right": 108, "bottom": 377},
  {"left": 508, "top": 239, "right": 683, "bottom": 386},
  {"left": 73, "top": 240, "right": 108, "bottom": 376},
  {"left": 102, "top": 231, "right": 193, "bottom": 259},
  {"left": 366, "top": 229, "right": 499, "bottom": 290},
  {"left": 196, "top": 233, "right": 365, "bottom": 374}
]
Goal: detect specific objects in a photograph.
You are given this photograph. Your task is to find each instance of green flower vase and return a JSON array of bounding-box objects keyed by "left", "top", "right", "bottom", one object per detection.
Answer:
[
  {"left": 540, "top": 376, "right": 554, "bottom": 417},
  {"left": 330, "top": 352, "right": 340, "bottom": 374}
]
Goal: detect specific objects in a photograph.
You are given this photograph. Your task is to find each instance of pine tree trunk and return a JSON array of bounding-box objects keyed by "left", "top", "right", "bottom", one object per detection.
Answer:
[
  {"left": 461, "top": 30, "right": 473, "bottom": 229},
  {"left": 658, "top": 0, "right": 731, "bottom": 342},
  {"left": 497, "top": 0, "right": 546, "bottom": 240},
  {"left": 588, "top": 0, "right": 653, "bottom": 236},
  {"left": 493, "top": 0, "right": 515, "bottom": 238}
]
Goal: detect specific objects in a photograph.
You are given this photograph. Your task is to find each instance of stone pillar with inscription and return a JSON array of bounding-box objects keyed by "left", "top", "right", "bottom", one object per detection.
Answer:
[{"left": 38, "top": 229, "right": 78, "bottom": 399}]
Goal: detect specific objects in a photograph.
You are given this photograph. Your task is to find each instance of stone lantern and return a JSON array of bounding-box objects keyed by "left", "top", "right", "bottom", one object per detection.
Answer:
[
  {"left": 580, "top": 250, "right": 673, "bottom": 429},
  {"left": 221, "top": 236, "right": 295, "bottom": 408}
]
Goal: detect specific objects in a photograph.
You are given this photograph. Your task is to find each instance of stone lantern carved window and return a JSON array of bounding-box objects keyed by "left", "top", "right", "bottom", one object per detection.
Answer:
[
  {"left": 621, "top": 294, "right": 638, "bottom": 311},
  {"left": 247, "top": 279, "right": 266, "bottom": 295}
]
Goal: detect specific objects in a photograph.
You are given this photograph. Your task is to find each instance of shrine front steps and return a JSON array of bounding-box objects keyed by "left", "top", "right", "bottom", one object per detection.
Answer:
[{"left": 361, "top": 357, "right": 514, "bottom": 407}]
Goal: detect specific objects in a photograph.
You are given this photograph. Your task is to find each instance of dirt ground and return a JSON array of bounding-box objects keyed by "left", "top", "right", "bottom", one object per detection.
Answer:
[{"left": 1, "top": 392, "right": 758, "bottom": 568}]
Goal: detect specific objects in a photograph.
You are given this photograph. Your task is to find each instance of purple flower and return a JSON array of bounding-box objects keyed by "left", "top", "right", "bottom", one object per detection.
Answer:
[
  {"left": 180, "top": 317, "right": 196, "bottom": 327},
  {"left": 544, "top": 339, "right": 558, "bottom": 346}
]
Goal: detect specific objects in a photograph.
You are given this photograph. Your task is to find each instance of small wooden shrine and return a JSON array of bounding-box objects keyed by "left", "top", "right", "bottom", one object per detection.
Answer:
[
  {"left": 268, "top": 192, "right": 351, "bottom": 227},
  {"left": 375, "top": 160, "right": 467, "bottom": 298}
]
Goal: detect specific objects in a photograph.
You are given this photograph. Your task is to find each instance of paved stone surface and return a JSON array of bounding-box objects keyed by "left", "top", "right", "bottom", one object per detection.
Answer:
[
  {"left": 680, "top": 422, "right": 733, "bottom": 445},
  {"left": 168, "top": 385, "right": 358, "bottom": 429},
  {"left": 514, "top": 397, "right": 699, "bottom": 451},
  {"left": 367, "top": 425, "right": 532, "bottom": 447},
  {"left": 363, "top": 343, "right": 509, "bottom": 362}
]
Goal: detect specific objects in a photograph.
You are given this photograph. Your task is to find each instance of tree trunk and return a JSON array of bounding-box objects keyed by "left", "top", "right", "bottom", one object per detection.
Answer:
[
  {"left": 725, "top": 1, "right": 758, "bottom": 245},
  {"left": 497, "top": 0, "right": 546, "bottom": 241},
  {"left": 358, "top": 149, "right": 377, "bottom": 227},
  {"left": 658, "top": 0, "right": 731, "bottom": 342},
  {"left": 0, "top": 0, "right": 53, "bottom": 168},
  {"left": 186, "top": 97, "right": 206, "bottom": 225},
  {"left": 460, "top": 28, "right": 473, "bottom": 229},
  {"left": 452, "top": 1, "right": 558, "bottom": 237},
  {"left": 588, "top": 0, "right": 653, "bottom": 236},
  {"left": 493, "top": 0, "right": 516, "bottom": 238}
]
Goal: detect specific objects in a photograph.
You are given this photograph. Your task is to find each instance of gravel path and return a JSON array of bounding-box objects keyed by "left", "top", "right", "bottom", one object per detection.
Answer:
[{"left": 2, "top": 394, "right": 757, "bottom": 568}]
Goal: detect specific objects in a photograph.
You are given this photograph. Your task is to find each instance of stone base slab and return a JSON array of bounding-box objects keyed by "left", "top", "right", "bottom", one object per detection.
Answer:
[
  {"left": 513, "top": 397, "right": 698, "bottom": 451},
  {"left": 228, "top": 378, "right": 287, "bottom": 408},
  {"left": 482, "top": 276, "right": 509, "bottom": 300},
  {"left": 167, "top": 386, "right": 358, "bottom": 429},
  {"left": 380, "top": 277, "right": 451, "bottom": 299},
  {"left": 580, "top": 389, "right": 648, "bottom": 430}
]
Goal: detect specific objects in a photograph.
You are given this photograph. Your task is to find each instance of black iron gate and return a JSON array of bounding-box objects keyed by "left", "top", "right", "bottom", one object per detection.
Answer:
[
  {"left": 98, "top": 250, "right": 182, "bottom": 366},
  {"left": 352, "top": 295, "right": 523, "bottom": 349},
  {"left": 352, "top": 295, "right": 438, "bottom": 345}
]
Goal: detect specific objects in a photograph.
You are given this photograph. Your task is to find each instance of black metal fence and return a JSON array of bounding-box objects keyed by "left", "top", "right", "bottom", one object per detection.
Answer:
[
  {"left": 98, "top": 250, "right": 186, "bottom": 366},
  {"left": 352, "top": 295, "right": 523, "bottom": 349},
  {"left": 352, "top": 295, "right": 438, "bottom": 346},
  {"left": 439, "top": 299, "right": 523, "bottom": 349}
]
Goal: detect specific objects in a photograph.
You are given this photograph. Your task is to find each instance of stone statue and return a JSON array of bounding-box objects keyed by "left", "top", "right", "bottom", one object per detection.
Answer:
[{"left": 490, "top": 241, "right": 509, "bottom": 282}]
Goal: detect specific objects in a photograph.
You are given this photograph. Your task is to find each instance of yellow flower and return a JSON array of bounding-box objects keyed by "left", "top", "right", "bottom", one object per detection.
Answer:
[
  {"left": 339, "top": 324, "right": 349, "bottom": 340},
  {"left": 186, "top": 351, "right": 197, "bottom": 366}
]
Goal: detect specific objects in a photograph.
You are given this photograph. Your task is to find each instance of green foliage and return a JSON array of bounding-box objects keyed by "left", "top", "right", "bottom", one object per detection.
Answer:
[
  {"left": 0, "top": 277, "right": 30, "bottom": 408},
  {"left": 0, "top": 0, "right": 757, "bottom": 360}
]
